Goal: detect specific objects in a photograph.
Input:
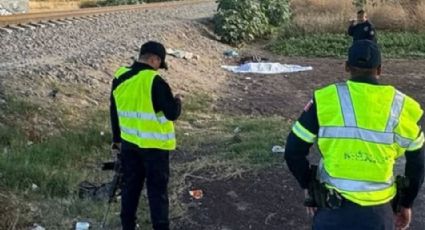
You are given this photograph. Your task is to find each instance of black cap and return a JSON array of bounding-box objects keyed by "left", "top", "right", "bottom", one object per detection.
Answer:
[
  {"left": 348, "top": 40, "right": 381, "bottom": 69},
  {"left": 139, "top": 41, "right": 168, "bottom": 69}
]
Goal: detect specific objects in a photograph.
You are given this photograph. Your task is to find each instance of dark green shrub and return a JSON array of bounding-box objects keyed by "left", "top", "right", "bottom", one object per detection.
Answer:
[
  {"left": 215, "top": 0, "right": 291, "bottom": 45},
  {"left": 261, "top": 0, "right": 291, "bottom": 27}
]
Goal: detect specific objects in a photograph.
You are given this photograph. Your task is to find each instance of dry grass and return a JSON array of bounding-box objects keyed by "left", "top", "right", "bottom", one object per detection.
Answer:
[
  {"left": 0, "top": 189, "right": 31, "bottom": 229},
  {"left": 291, "top": 0, "right": 425, "bottom": 33},
  {"left": 29, "top": 0, "right": 81, "bottom": 12}
]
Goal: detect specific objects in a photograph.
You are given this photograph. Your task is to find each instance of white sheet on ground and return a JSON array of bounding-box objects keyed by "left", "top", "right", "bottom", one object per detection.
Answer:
[{"left": 221, "top": 62, "right": 313, "bottom": 74}]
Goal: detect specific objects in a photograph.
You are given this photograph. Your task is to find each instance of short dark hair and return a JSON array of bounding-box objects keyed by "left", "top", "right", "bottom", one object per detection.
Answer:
[
  {"left": 347, "top": 65, "right": 378, "bottom": 77},
  {"left": 139, "top": 53, "right": 158, "bottom": 61},
  {"left": 357, "top": 9, "right": 366, "bottom": 15}
]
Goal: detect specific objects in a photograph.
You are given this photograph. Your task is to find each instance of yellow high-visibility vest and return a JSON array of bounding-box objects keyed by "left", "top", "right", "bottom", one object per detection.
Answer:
[
  {"left": 292, "top": 80, "right": 424, "bottom": 206},
  {"left": 112, "top": 67, "right": 176, "bottom": 150}
]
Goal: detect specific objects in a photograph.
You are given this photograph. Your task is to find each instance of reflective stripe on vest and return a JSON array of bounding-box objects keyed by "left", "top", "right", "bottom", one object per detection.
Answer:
[
  {"left": 118, "top": 111, "right": 169, "bottom": 124},
  {"left": 113, "top": 68, "right": 176, "bottom": 150},
  {"left": 292, "top": 121, "right": 317, "bottom": 143},
  {"left": 315, "top": 82, "right": 423, "bottom": 205},
  {"left": 386, "top": 91, "right": 405, "bottom": 132},
  {"left": 120, "top": 126, "right": 175, "bottom": 141},
  {"left": 318, "top": 161, "right": 393, "bottom": 192},
  {"left": 336, "top": 83, "right": 357, "bottom": 126},
  {"left": 318, "top": 83, "right": 404, "bottom": 193},
  {"left": 319, "top": 84, "right": 414, "bottom": 147},
  {"left": 319, "top": 127, "right": 413, "bottom": 148}
]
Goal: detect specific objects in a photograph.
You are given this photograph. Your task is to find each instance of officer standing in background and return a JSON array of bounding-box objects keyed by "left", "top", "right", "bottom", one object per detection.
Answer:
[
  {"left": 110, "top": 41, "right": 182, "bottom": 230},
  {"left": 348, "top": 10, "right": 377, "bottom": 42},
  {"left": 284, "top": 40, "right": 424, "bottom": 230}
]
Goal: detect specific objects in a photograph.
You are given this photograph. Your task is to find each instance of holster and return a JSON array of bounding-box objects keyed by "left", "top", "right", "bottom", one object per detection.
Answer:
[{"left": 304, "top": 165, "right": 344, "bottom": 209}]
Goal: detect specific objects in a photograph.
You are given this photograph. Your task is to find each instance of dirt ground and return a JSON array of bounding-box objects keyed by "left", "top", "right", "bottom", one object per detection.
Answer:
[
  {"left": 175, "top": 48, "right": 425, "bottom": 230},
  {"left": 1, "top": 2, "right": 425, "bottom": 228}
]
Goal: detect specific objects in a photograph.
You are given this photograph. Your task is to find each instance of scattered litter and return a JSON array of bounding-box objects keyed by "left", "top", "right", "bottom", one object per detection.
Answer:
[
  {"left": 0, "top": 7, "right": 12, "bottom": 16},
  {"left": 233, "top": 127, "right": 241, "bottom": 134},
  {"left": 226, "top": 190, "right": 238, "bottom": 199},
  {"left": 224, "top": 50, "right": 239, "bottom": 58},
  {"left": 222, "top": 63, "right": 313, "bottom": 74},
  {"left": 265, "top": 212, "right": 277, "bottom": 225},
  {"left": 245, "top": 77, "right": 252, "bottom": 80},
  {"left": 27, "top": 141, "right": 34, "bottom": 146},
  {"left": 48, "top": 89, "right": 59, "bottom": 98},
  {"left": 166, "top": 48, "right": 196, "bottom": 60},
  {"left": 184, "top": 132, "right": 190, "bottom": 136},
  {"left": 31, "top": 224, "right": 45, "bottom": 230},
  {"left": 239, "top": 55, "right": 269, "bottom": 64},
  {"left": 272, "top": 145, "right": 285, "bottom": 153},
  {"left": 75, "top": 221, "right": 90, "bottom": 230},
  {"left": 189, "top": 189, "right": 204, "bottom": 200},
  {"left": 31, "top": 183, "right": 39, "bottom": 191},
  {"left": 78, "top": 181, "right": 112, "bottom": 201},
  {"left": 100, "top": 131, "right": 105, "bottom": 136},
  {"left": 29, "top": 204, "right": 38, "bottom": 212}
]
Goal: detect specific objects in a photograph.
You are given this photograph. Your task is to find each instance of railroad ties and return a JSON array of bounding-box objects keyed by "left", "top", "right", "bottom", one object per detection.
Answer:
[
  {"left": 0, "top": 16, "right": 100, "bottom": 34},
  {"left": 0, "top": 0, "right": 210, "bottom": 35}
]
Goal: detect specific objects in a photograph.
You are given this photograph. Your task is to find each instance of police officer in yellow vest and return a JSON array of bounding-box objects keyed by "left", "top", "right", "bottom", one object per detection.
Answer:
[
  {"left": 285, "top": 40, "right": 424, "bottom": 229},
  {"left": 110, "top": 41, "right": 181, "bottom": 230}
]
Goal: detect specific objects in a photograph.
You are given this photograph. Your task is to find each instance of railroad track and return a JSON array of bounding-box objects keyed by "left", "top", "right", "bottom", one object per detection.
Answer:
[{"left": 0, "top": 0, "right": 212, "bottom": 34}]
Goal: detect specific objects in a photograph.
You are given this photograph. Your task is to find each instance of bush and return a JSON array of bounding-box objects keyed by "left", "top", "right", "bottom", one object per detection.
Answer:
[
  {"left": 214, "top": 0, "right": 269, "bottom": 45},
  {"left": 215, "top": 0, "right": 291, "bottom": 45},
  {"left": 261, "top": 0, "right": 291, "bottom": 26}
]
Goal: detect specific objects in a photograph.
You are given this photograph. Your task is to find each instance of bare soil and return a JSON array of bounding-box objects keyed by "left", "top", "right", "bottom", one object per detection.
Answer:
[
  {"left": 1, "top": 1, "right": 425, "bottom": 228},
  {"left": 176, "top": 48, "right": 425, "bottom": 229}
]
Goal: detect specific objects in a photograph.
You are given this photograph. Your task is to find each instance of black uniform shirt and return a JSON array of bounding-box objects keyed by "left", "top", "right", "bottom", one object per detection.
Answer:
[
  {"left": 284, "top": 75, "right": 425, "bottom": 208},
  {"left": 348, "top": 20, "right": 377, "bottom": 42},
  {"left": 110, "top": 62, "right": 181, "bottom": 143}
]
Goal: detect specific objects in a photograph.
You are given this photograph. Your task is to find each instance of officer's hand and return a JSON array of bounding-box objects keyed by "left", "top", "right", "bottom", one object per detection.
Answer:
[
  {"left": 304, "top": 189, "right": 317, "bottom": 217},
  {"left": 395, "top": 207, "right": 411, "bottom": 230}
]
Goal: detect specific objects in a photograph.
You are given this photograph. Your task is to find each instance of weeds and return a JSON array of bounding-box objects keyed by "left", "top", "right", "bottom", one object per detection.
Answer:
[
  {"left": 271, "top": 31, "right": 425, "bottom": 58},
  {"left": 0, "top": 93, "right": 290, "bottom": 228}
]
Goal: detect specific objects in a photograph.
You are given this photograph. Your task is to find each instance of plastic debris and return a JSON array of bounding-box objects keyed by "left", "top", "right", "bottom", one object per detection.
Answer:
[
  {"left": 31, "top": 224, "right": 45, "bottom": 230},
  {"left": 233, "top": 127, "right": 241, "bottom": 134},
  {"left": 166, "top": 48, "right": 195, "bottom": 60},
  {"left": 272, "top": 145, "right": 285, "bottom": 153},
  {"left": 224, "top": 50, "right": 239, "bottom": 58},
  {"left": 31, "top": 183, "right": 39, "bottom": 191},
  {"left": 189, "top": 189, "right": 204, "bottom": 200},
  {"left": 100, "top": 131, "right": 105, "bottom": 136},
  {"left": 0, "top": 7, "right": 12, "bottom": 16},
  {"left": 75, "top": 221, "right": 90, "bottom": 230}
]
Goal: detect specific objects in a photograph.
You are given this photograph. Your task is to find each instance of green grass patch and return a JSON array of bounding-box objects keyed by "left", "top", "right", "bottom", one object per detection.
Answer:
[
  {"left": 270, "top": 31, "right": 425, "bottom": 58},
  {"left": 0, "top": 94, "right": 292, "bottom": 228},
  {"left": 178, "top": 93, "right": 291, "bottom": 169},
  {"left": 0, "top": 117, "right": 110, "bottom": 198}
]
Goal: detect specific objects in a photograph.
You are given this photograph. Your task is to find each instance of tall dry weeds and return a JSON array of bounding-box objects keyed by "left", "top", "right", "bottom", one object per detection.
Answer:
[{"left": 291, "top": 0, "right": 425, "bottom": 33}]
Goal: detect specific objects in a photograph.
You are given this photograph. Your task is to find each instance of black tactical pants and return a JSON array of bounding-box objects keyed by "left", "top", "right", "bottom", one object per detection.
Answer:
[
  {"left": 313, "top": 199, "right": 394, "bottom": 230},
  {"left": 120, "top": 141, "right": 170, "bottom": 230}
]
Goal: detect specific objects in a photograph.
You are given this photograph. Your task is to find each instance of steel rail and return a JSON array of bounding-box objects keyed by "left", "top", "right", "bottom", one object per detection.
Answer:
[{"left": 0, "top": 0, "right": 212, "bottom": 27}]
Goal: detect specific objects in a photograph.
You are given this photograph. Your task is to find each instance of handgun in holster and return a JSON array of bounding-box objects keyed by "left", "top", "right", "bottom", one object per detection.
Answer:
[
  {"left": 391, "top": 175, "right": 409, "bottom": 213},
  {"left": 304, "top": 165, "right": 343, "bottom": 209}
]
